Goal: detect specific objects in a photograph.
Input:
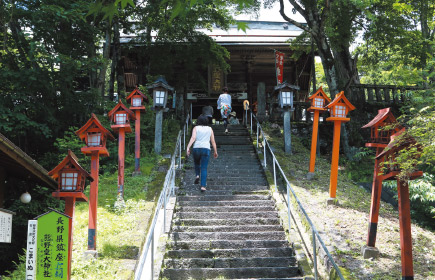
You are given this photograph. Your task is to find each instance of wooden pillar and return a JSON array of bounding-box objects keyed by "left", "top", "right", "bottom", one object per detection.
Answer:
[
  {"left": 64, "top": 196, "right": 76, "bottom": 280},
  {"left": 134, "top": 110, "right": 141, "bottom": 174},
  {"left": 367, "top": 147, "right": 384, "bottom": 247},
  {"left": 118, "top": 128, "right": 126, "bottom": 197},
  {"left": 308, "top": 110, "right": 320, "bottom": 173},
  {"left": 88, "top": 151, "right": 100, "bottom": 251},
  {"left": 329, "top": 120, "right": 342, "bottom": 198},
  {"left": 397, "top": 180, "right": 414, "bottom": 279},
  {"left": 0, "top": 167, "right": 5, "bottom": 208}
]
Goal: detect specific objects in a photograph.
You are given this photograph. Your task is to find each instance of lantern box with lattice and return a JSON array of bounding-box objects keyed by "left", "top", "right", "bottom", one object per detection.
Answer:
[
  {"left": 326, "top": 91, "right": 355, "bottom": 122},
  {"left": 274, "top": 82, "right": 300, "bottom": 109},
  {"left": 107, "top": 101, "right": 136, "bottom": 133},
  {"left": 48, "top": 150, "right": 92, "bottom": 202},
  {"left": 126, "top": 87, "right": 148, "bottom": 110},
  {"left": 147, "top": 76, "right": 174, "bottom": 108},
  {"left": 75, "top": 114, "right": 114, "bottom": 157},
  {"left": 362, "top": 108, "right": 402, "bottom": 148},
  {"left": 376, "top": 129, "right": 423, "bottom": 181},
  {"left": 307, "top": 87, "right": 331, "bottom": 112}
]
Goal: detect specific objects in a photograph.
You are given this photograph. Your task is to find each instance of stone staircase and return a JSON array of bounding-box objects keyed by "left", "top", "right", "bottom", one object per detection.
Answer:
[{"left": 160, "top": 124, "right": 303, "bottom": 280}]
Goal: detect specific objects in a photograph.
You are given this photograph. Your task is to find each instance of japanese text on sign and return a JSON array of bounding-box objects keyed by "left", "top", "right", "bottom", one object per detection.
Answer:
[
  {"left": 275, "top": 51, "right": 284, "bottom": 84},
  {"left": 0, "top": 209, "right": 13, "bottom": 243},
  {"left": 36, "top": 211, "right": 69, "bottom": 280},
  {"left": 26, "top": 220, "right": 38, "bottom": 280}
]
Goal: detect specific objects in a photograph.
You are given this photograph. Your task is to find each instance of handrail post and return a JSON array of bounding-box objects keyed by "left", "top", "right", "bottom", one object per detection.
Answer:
[
  {"left": 256, "top": 125, "right": 259, "bottom": 148},
  {"left": 250, "top": 111, "right": 253, "bottom": 134},
  {"left": 263, "top": 138, "right": 266, "bottom": 167},
  {"left": 179, "top": 138, "right": 182, "bottom": 168},
  {"left": 151, "top": 232, "right": 154, "bottom": 279},
  {"left": 183, "top": 125, "right": 186, "bottom": 150},
  {"left": 273, "top": 156, "right": 276, "bottom": 187},
  {"left": 313, "top": 229, "right": 318, "bottom": 280},
  {"left": 287, "top": 184, "right": 291, "bottom": 231},
  {"left": 163, "top": 188, "right": 167, "bottom": 233}
]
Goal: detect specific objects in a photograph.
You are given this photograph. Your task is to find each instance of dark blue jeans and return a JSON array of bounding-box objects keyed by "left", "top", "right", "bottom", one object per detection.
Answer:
[{"left": 192, "top": 148, "right": 210, "bottom": 187}]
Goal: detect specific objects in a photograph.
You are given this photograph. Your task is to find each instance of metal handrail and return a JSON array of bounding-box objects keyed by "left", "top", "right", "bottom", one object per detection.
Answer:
[
  {"left": 248, "top": 110, "right": 345, "bottom": 280},
  {"left": 134, "top": 110, "right": 191, "bottom": 280}
]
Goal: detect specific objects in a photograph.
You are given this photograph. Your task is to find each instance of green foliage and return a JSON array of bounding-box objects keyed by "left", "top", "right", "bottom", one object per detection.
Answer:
[{"left": 341, "top": 147, "right": 374, "bottom": 183}]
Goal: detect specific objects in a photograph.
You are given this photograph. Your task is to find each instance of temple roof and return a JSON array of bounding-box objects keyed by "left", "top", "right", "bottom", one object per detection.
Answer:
[{"left": 0, "top": 133, "right": 57, "bottom": 189}]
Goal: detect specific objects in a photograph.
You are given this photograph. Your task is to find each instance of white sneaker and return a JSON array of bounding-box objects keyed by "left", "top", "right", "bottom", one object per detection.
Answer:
[{"left": 225, "top": 129, "right": 228, "bottom": 133}]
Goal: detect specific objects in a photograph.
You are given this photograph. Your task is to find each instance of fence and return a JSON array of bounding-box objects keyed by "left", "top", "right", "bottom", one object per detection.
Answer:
[
  {"left": 249, "top": 110, "right": 345, "bottom": 280},
  {"left": 134, "top": 111, "right": 191, "bottom": 280}
]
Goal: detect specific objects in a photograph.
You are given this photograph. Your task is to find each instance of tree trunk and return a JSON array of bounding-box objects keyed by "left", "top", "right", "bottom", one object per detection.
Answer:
[{"left": 97, "top": 23, "right": 112, "bottom": 99}]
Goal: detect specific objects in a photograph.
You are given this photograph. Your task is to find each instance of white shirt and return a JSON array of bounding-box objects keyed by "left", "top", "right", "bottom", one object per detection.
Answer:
[
  {"left": 193, "top": 126, "right": 212, "bottom": 149},
  {"left": 217, "top": 93, "right": 232, "bottom": 108}
]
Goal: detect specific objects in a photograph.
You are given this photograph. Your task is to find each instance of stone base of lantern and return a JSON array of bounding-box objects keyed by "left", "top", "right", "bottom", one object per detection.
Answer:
[
  {"left": 361, "top": 245, "right": 379, "bottom": 259},
  {"left": 326, "top": 198, "right": 339, "bottom": 206},
  {"left": 306, "top": 172, "right": 315, "bottom": 180},
  {"left": 83, "top": 250, "right": 98, "bottom": 259}
]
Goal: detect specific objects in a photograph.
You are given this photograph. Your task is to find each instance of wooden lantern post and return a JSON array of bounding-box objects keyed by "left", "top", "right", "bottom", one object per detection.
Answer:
[
  {"left": 126, "top": 87, "right": 149, "bottom": 176},
  {"left": 307, "top": 87, "right": 331, "bottom": 176},
  {"left": 75, "top": 114, "right": 114, "bottom": 254},
  {"left": 274, "top": 82, "right": 300, "bottom": 154},
  {"left": 147, "top": 76, "right": 173, "bottom": 154},
  {"left": 376, "top": 129, "right": 423, "bottom": 280},
  {"left": 108, "top": 101, "right": 135, "bottom": 199},
  {"left": 325, "top": 91, "right": 355, "bottom": 203},
  {"left": 49, "top": 150, "right": 92, "bottom": 280},
  {"left": 361, "top": 108, "right": 402, "bottom": 258}
]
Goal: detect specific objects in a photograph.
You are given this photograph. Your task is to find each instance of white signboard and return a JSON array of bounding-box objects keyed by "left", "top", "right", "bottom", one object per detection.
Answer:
[
  {"left": 0, "top": 208, "right": 14, "bottom": 243},
  {"left": 26, "top": 220, "right": 38, "bottom": 280}
]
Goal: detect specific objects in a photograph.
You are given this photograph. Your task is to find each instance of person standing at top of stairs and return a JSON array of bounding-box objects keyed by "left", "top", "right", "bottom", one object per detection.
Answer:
[
  {"left": 217, "top": 87, "right": 232, "bottom": 134},
  {"left": 186, "top": 115, "right": 218, "bottom": 192}
]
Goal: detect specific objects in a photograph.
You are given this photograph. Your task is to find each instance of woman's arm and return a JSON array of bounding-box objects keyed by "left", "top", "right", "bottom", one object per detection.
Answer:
[
  {"left": 210, "top": 129, "right": 218, "bottom": 158},
  {"left": 186, "top": 127, "right": 197, "bottom": 157}
]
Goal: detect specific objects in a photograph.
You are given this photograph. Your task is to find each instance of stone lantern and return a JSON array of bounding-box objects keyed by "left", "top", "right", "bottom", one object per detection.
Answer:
[
  {"left": 126, "top": 87, "right": 149, "bottom": 175},
  {"left": 76, "top": 113, "right": 114, "bottom": 254},
  {"left": 307, "top": 87, "right": 331, "bottom": 176},
  {"left": 361, "top": 108, "right": 402, "bottom": 258},
  {"left": 325, "top": 91, "right": 355, "bottom": 204},
  {"left": 274, "top": 82, "right": 300, "bottom": 154},
  {"left": 49, "top": 149, "right": 92, "bottom": 280},
  {"left": 148, "top": 76, "right": 174, "bottom": 154},
  {"left": 108, "top": 101, "right": 136, "bottom": 199}
]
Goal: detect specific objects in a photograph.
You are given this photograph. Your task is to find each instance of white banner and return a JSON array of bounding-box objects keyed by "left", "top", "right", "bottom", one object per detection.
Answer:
[{"left": 26, "top": 220, "right": 38, "bottom": 280}]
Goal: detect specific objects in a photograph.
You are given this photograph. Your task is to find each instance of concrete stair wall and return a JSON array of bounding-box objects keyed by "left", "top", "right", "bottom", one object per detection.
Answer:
[{"left": 160, "top": 124, "right": 303, "bottom": 280}]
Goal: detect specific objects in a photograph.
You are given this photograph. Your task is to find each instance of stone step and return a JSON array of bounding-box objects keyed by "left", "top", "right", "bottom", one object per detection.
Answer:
[
  {"left": 177, "top": 206, "right": 275, "bottom": 213},
  {"left": 166, "top": 247, "right": 293, "bottom": 259},
  {"left": 161, "top": 266, "right": 300, "bottom": 279},
  {"left": 173, "top": 225, "right": 283, "bottom": 232},
  {"left": 181, "top": 185, "right": 269, "bottom": 192},
  {"left": 174, "top": 211, "right": 278, "bottom": 220},
  {"left": 170, "top": 231, "right": 286, "bottom": 241},
  {"left": 167, "top": 240, "right": 289, "bottom": 250},
  {"left": 177, "top": 194, "right": 271, "bottom": 202},
  {"left": 173, "top": 218, "right": 280, "bottom": 226},
  {"left": 177, "top": 200, "right": 274, "bottom": 207},
  {"left": 164, "top": 256, "right": 297, "bottom": 269}
]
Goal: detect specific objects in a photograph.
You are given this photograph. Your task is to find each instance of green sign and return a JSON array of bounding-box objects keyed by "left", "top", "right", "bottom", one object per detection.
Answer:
[{"left": 36, "top": 210, "right": 70, "bottom": 280}]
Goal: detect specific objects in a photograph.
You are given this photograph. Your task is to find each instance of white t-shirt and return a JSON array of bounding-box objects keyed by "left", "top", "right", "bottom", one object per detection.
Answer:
[{"left": 193, "top": 126, "right": 212, "bottom": 149}]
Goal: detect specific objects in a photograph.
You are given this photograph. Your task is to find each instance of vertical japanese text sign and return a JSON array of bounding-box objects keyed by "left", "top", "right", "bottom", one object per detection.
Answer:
[
  {"left": 275, "top": 51, "right": 284, "bottom": 85},
  {"left": 26, "top": 220, "right": 38, "bottom": 280},
  {"left": 0, "top": 208, "right": 14, "bottom": 243},
  {"left": 35, "top": 210, "right": 70, "bottom": 280}
]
